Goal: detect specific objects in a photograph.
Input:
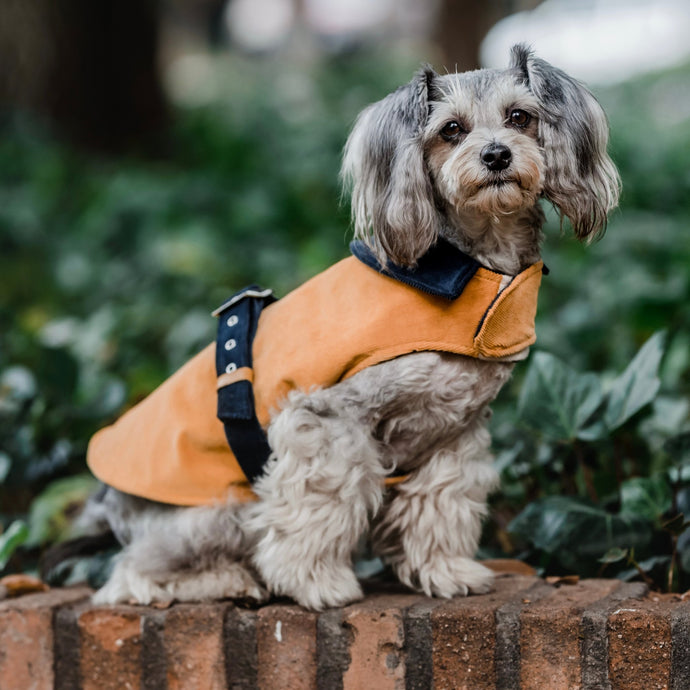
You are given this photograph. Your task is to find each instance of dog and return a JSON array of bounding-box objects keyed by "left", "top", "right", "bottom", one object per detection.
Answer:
[{"left": 78, "top": 45, "right": 619, "bottom": 611}]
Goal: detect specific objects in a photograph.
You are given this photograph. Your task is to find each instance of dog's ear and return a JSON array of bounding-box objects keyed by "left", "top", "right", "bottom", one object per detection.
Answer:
[
  {"left": 510, "top": 44, "right": 620, "bottom": 241},
  {"left": 342, "top": 67, "right": 439, "bottom": 267}
]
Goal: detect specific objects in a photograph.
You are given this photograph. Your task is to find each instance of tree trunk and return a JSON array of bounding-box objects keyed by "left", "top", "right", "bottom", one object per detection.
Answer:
[
  {"left": 434, "top": 0, "right": 544, "bottom": 72},
  {"left": 0, "top": 0, "right": 168, "bottom": 153}
]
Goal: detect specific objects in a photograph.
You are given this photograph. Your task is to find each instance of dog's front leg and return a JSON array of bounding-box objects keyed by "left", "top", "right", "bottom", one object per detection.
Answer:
[
  {"left": 248, "top": 390, "right": 386, "bottom": 611},
  {"left": 373, "top": 415, "right": 499, "bottom": 598}
]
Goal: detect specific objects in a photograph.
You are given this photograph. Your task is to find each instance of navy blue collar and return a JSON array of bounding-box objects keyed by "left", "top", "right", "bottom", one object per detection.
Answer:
[{"left": 350, "top": 238, "right": 482, "bottom": 300}]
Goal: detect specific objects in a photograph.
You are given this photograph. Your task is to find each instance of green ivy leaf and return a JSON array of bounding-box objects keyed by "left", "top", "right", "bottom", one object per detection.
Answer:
[
  {"left": 618, "top": 555, "right": 672, "bottom": 582},
  {"left": 599, "top": 546, "right": 629, "bottom": 564},
  {"left": 619, "top": 475, "right": 673, "bottom": 522},
  {"left": 509, "top": 496, "right": 652, "bottom": 558},
  {"left": 604, "top": 331, "right": 666, "bottom": 430},
  {"left": 0, "top": 520, "right": 30, "bottom": 570},
  {"left": 25, "top": 474, "right": 98, "bottom": 548},
  {"left": 518, "top": 352, "right": 604, "bottom": 441}
]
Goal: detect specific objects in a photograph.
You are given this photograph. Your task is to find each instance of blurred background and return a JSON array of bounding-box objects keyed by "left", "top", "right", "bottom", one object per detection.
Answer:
[{"left": 1, "top": 0, "right": 689, "bottom": 588}]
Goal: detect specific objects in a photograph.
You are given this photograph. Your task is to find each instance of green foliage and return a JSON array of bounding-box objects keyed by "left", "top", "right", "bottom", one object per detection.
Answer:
[
  {"left": 0, "top": 50, "right": 420, "bottom": 574},
  {"left": 0, "top": 521, "right": 29, "bottom": 570},
  {"left": 497, "top": 333, "right": 690, "bottom": 588},
  {"left": 25, "top": 474, "right": 98, "bottom": 548},
  {"left": 1, "top": 51, "right": 689, "bottom": 587},
  {"left": 509, "top": 496, "right": 653, "bottom": 572},
  {"left": 517, "top": 352, "right": 604, "bottom": 441}
]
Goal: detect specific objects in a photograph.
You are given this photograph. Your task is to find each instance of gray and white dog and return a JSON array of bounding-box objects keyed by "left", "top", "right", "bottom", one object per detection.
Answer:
[{"left": 85, "top": 45, "right": 619, "bottom": 610}]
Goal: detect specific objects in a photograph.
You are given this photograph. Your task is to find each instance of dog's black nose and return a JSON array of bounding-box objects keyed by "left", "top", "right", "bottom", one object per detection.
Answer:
[{"left": 480, "top": 143, "right": 512, "bottom": 171}]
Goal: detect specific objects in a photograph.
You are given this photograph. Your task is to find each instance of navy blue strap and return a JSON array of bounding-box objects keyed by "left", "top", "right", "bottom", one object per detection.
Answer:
[
  {"left": 215, "top": 285, "right": 276, "bottom": 484},
  {"left": 350, "top": 238, "right": 481, "bottom": 300}
]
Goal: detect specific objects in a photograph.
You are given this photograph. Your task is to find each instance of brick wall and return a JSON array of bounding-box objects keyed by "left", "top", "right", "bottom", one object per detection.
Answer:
[{"left": 1, "top": 575, "right": 689, "bottom": 689}]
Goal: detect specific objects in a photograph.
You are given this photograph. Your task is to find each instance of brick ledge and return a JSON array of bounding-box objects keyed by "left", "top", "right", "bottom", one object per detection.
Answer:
[{"left": 1, "top": 575, "right": 688, "bottom": 689}]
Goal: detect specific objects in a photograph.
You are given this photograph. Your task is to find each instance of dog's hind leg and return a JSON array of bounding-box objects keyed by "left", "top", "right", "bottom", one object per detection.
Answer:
[
  {"left": 93, "top": 500, "right": 266, "bottom": 605},
  {"left": 372, "top": 414, "right": 499, "bottom": 598},
  {"left": 248, "top": 390, "right": 386, "bottom": 611}
]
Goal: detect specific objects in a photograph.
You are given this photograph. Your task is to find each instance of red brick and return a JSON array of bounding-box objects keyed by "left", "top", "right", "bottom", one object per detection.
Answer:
[
  {"left": 0, "top": 587, "right": 90, "bottom": 690},
  {"left": 79, "top": 606, "right": 144, "bottom": 690},
  {"left": 520, "top": 578, "right": 620, "bottom": 690},
  {"left": 342, "top": 594, "right": 413, "bottom": 690},
  {"left": 256, "top": 604, "right": 318, "bottom": 690},
  {"left": 164, "top": 603, "right": 228, "bottom": 690},
  {"left": 9, "top": 581, "right": 690, "bottom": 689},
  {"left": 431, "top": 574, "right": 539, "bottom": 690},
  {"left": 608, "top": 597, "right": 673, "bottom": 690}
]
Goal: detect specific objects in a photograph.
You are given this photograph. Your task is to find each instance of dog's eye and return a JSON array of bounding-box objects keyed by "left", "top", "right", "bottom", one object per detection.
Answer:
[
  {"left": 509, "top": 109, "right": 531, "bottom": 127},
  {"left": 440, "top": 121, "right": 463, "bottom": 140}
]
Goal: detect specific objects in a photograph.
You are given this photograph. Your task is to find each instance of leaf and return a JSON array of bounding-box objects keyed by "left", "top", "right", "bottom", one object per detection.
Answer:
[
  {"left": 576, "top": 420, "right": 609, "bottom": 442},
  {"left": 617, "top": 555, "right": 672, "bottom": 582},
  {"left": 0, "top": 452, "right": 10, "bottom": 483},
  {"left": 0, "top": 574, "right": 49, "bottom": 598},
  {"left": 599, "top": 547, "right": 629, "bottom": 564},
  {"left": 619, "top": 475, "right": 673, "bottom": 521},
  {"left": 482, "top": 559, "right": 537, "bottom": 576},
  {"left": 545, "top": 574, "right": 580, "bottom": 586},
  {"left": 604, "top": 331, "right": 666, "bottom": 430},
  {"left": 518, "top": 352, "right": 604, "bottom": 441},
  {"left": 509, "top": 496, "right": 652, "bottom": 563},
  {"left": 0, "top": 521, "right": 29, "bottom": 570},
  {"left": 25, "top": 474, "right": 98, "bottom": 548}
]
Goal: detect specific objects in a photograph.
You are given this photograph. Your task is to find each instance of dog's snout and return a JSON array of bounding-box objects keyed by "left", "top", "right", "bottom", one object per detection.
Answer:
[{"left": 480, "top": 143, "right": 512, "bottom": 171}]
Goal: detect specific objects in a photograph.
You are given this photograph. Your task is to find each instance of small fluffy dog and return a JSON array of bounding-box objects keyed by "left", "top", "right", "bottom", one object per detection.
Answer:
[{"left": 82, "top": 45, "right": 619, "bottom": 610}]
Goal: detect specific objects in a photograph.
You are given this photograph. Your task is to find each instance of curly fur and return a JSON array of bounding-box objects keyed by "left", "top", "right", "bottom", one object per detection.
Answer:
[{"left": 88, "top": 45, "right": 619, "bottom": 610}]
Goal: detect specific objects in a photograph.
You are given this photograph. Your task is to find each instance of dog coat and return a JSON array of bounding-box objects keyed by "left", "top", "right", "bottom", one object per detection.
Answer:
[{"left": 87, "top": 239, "right": 544, "bottom": 506}]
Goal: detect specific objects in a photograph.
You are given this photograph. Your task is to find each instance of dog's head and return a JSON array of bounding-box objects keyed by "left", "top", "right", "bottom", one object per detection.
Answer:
[{"left": 342, "top": 45, "right": 620, "bottom": 267}]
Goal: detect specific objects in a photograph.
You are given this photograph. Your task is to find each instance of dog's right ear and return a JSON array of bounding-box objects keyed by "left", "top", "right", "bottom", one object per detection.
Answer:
[{"left": 342, "top": 68, "right": 440, "bottom": 267}]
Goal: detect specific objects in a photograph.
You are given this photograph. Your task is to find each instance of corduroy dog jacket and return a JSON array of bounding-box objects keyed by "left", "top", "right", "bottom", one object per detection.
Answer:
[{"left": 87, "top": 240, "right": 543, "bottom": 506}]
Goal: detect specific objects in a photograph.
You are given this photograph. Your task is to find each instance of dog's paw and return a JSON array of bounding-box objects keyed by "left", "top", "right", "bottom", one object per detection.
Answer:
[
  {"left": 257, "top": 552, "right": 363, "bottom": 611},
  {"left": 94, "top": 560, "right": 269, "bottom": 606},
  {"left": 290, "top": 567, "right": 364, "bottom": 611},
  {"left": 396, "top": 556, "right": 494, "bottom": 598},
  {"left": 92, "top": 565, "right": 172, "bottom": 606},
  {"left": 164, "top": 563, "right": 269, "bottom": 604}
]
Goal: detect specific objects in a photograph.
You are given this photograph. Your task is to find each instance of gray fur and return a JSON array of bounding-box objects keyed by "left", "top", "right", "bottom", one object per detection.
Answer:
[
  {"left": 342, "top": 67, "right": 440, "bottom": 267},
  {"left": 510, "top": 44, "right": 621, "bottom": 240},
  {"left": 91, "top": 47, "right": 619, "bottom": 611}
]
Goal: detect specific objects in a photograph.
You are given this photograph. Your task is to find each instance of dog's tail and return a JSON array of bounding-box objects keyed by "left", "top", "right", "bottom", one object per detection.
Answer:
[
  {"left": 39, "top": 483, "right": 118, "bottom": 583},
  {"left": 40, "top": 531, "right": 118, "bottom": 579}
]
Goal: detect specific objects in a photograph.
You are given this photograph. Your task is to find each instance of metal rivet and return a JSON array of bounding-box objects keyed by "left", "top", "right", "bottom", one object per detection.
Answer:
[
  {"left": 227, "top": 315, "right": 239, "bottom": 327},
  {"left": 224, "top": 339, "right": 237, "bottom": 351},
  {"left": 225, "top": 362, "right": 237, "bottom": 374}
]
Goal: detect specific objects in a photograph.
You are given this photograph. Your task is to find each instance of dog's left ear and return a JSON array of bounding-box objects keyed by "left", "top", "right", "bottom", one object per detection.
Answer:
[
  {"left": 511, "top": 44, "right": 621, "bottom": 240},
  {"left": 342, "top": 67, "right": 440, "bottom": 267}
]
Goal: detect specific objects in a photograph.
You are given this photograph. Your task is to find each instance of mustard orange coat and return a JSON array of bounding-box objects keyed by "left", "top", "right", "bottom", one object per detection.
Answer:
[{"left": 87, "top": 255, "right": 543, "bottom": 506}]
